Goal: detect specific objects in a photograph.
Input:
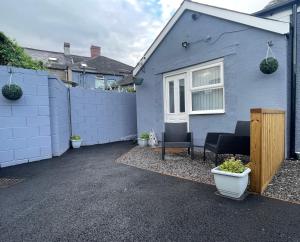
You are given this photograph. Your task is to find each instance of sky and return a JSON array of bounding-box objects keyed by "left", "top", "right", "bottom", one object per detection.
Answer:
[{"left": 0, "top": 0, "right": 271, "bottom": 66}]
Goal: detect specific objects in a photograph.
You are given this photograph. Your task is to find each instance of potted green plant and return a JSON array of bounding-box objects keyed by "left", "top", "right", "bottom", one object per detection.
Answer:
[
  {"left": 211, "top": 157, "right": 251, "bottom": 199},
  {"left": 139, "top": 132, "right": 149, "bottom": 147},
  {"left": 70, "top": 135, "right": 82, "bottom": 148}
]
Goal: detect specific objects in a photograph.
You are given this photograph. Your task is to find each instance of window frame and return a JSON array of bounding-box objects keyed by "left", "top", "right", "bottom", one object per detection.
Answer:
[
  {"left": 95, "top": 75, "right": 105, "bottom": 89},
  {"left": 189, "top": 60, "right": 225, "bottom": 115}
]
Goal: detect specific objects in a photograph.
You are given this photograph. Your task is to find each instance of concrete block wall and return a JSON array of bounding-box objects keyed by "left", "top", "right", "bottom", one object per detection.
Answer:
[
  {"left": 70, "top": 87, "right": 137, "bottom": 145},
  {"left": 0, "top": 66, "right": 52, "bottom": 167},
  {"left": 48, "top": 76, "right": 71, "bottom": 156}
]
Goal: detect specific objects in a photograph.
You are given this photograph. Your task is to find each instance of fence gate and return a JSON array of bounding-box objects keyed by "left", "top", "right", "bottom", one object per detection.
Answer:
[{"left": 248, "top": 108, "right": 285, "bottom": 194}]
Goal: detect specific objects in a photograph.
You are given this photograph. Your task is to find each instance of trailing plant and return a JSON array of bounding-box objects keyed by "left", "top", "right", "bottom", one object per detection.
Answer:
[
  {"left": 0, "top": 32, "right": 45, "bottom": 70},
  {"left": 219, "top": 157, "right": 246, "bottom": 173},
  {"left": 140, "top": 132, "right": 150, "bottom": 140},
  {"left": 71, "top": 135, "right": 81, "bottom": 141}
]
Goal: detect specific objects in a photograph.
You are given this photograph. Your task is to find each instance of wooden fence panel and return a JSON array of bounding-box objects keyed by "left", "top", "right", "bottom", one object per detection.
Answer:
[{"left": 249, "top": 109, "right": 285, "bottom": 194}]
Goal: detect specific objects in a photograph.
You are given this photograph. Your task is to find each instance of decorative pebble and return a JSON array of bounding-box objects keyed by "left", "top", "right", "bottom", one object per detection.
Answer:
[{"left": 116, "top": 147, "right": 300, "bottom": 204}]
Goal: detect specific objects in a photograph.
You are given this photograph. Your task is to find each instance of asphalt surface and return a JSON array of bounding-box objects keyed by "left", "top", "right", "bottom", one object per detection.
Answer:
[{"left": 0, "top": 141, "right": 299, "bottom": 242}]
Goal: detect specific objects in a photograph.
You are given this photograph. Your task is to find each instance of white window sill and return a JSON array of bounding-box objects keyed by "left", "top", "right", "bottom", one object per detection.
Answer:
[{"left": 189, "top": 110, "right": 225, "bottom": 115}]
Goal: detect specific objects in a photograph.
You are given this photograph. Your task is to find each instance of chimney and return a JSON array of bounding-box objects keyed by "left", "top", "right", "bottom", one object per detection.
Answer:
[
  {"left": 90, "top": 45, "right": 101, "bottom": 58},
  {"left": 64, "top": 42, "right": 70, "bottom": 55}
]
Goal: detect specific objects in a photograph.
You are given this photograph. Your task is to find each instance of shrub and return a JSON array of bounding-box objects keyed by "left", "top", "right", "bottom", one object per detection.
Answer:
[
  {"left": 126, "top": 87, "right": 136, "bottom": 93},
  {"left": 140, "top": 132, "right": 149, "bottom": 140},
  {"left": 260, "top": 57, "right": 278, "bottom": 74},
  {"left": 71, "top": 135, "right": 81, "bottom": 141},
  {"left": 219, "top": 157, "right": 246, "bottom": 173},
  {"left": 0, "top": 32, "right": 45, "bottom": 70}
]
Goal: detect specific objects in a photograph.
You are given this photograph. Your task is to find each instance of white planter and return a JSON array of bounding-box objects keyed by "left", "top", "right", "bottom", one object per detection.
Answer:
[
  {"left": 211, "top": 167, "right": 251, "bottom": 199},
  {"left": 138, "top": 139, "right": 148, "bottom": 147},
  {"left": 71, "top": 139, "right": 82, "bottom": 149}
]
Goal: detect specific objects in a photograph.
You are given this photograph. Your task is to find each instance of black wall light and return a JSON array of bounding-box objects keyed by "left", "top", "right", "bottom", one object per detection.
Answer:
[
  {"left": 182, "top": 41, "right": 190, "bottom": 48},
  {"left": 192, "top": 13, "right": 200, "bottom": 21}
]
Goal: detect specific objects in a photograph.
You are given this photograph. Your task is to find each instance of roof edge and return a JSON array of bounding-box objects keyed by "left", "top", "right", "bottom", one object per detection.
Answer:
[
  {"left": 254, "top": 0, "right": 297, "bottom": 16},
  {"left": 133, "top": 0, "right": 290, "bottom": 76}
]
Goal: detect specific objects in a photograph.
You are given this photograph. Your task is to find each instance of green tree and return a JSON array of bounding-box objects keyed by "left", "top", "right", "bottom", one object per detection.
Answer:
[{"left": 0, "top": 32, "right": 45, "bottom": 70}]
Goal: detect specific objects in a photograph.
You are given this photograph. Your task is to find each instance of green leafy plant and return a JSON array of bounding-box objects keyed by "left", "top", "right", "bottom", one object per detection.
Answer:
[
  {"left": 219, "top": 157, "right": 246, "bottom": 173},
  {"left": 260, "top": 57, "right": 278, "bottom": 74},
  {"left": 2, "top": 84, "right": 23, "bottom": 100},
  {"left": 71, "top": 135, "right": 81, "bottom": 141},
  {"left": 126, "top": 87, "right": 136, "bottom": 93},
  {"left": 0, "top": 32, "right": 45, "bottom": 70},
  {"left": 140, "top": 132, "right": 149, "bottom": 140}
]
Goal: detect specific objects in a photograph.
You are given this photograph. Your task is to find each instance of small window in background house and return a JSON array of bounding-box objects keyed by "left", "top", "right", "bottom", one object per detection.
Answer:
[
  {"left": 48, "top": 57, "right": 58, "bottom": 62},
  {"left": 95, "top": 76, "right": 105, "bottom": 89},
  {"left": 106, "top": 79, "right": 117, "bottom": 90}
]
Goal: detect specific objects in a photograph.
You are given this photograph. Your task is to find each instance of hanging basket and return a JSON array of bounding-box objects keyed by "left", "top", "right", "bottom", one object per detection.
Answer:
[
  {"left": 260, "top": 57, "right": 279, "bottom": 74},
  {"left": 2, "top": 84, "right": 23, "bottom": 100}
]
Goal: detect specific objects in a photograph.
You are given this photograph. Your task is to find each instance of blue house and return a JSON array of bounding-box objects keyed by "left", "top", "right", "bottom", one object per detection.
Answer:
[
  {"left": 134, "top": 0, "right": 300, "bottom": 157},
  {"left": 25, "top": 43, "right": 133, "bottom": 90}
]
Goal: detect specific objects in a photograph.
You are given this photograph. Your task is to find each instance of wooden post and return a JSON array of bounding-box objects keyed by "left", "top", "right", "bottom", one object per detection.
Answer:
[{"left": 249, "top": 109, "right": 285, "bottom": 194}]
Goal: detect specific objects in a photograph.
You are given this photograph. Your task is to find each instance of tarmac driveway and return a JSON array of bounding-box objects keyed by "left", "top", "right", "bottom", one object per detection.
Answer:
[{"left": 0, "top": 141, "right": 299, "bottom": 242}]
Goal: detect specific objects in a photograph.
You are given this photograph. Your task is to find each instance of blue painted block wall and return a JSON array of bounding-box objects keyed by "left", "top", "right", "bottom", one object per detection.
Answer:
[
  {"left": 0, "top": 66, "right": 52, "bottom": 167},
  {"left": 70, "top": 87, "right": 137, "bottom": 146},
  {"left": 48, "top": 76, "right": 71, "bottom": 156},
  {"left": 136, "top": 10, "right": 288, "bottom": 147}
]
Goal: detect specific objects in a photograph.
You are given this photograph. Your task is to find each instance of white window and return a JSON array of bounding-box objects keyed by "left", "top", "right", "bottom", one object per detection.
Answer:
[
  {"left": 163, "top": 59, "right": 225, "bottom": 119},
  {"left": 190, "top": 61, "right": 224, "bottom": 114},
  {"left": 95, "top": 76, "right": 105, "bottom": 89}
]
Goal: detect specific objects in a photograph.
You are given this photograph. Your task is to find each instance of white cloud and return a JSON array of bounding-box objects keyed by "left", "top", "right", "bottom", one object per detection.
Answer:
[{"left": 0, "top": 0, "right": 271, "bottom": 66}]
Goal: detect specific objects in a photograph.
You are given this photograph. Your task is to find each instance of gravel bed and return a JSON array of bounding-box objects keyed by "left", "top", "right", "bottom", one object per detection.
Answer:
[
  {"left": 263, "top": 160, "right": 300, "bottom": 204},
  {"left": 116, "top": 146, "right": 300, "bottom": 204},
  {"left": 116, "top": 146, "right": 215, "bottom": 185}
]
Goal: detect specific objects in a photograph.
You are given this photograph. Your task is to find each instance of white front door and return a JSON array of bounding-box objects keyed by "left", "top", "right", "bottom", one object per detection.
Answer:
[{"left": 164, "top": 73, "right": 188, "bottom": 124}]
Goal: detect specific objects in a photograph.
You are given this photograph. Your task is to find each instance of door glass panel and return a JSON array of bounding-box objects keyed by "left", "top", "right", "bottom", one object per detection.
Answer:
[
  {"left": 169, "top": 81, "right": 175, "bottom": 113},
  {"left": 179, "top": 79, "right": 185, "bottom": 113}
]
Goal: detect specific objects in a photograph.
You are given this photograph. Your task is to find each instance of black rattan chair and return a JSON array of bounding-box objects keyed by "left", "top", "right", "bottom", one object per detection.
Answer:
[
  {"left": 204, "top": 121, "right": 250, "bottom": 166},
  {"left": 162, "top": 123, "right": 194, "bottom": 160}
]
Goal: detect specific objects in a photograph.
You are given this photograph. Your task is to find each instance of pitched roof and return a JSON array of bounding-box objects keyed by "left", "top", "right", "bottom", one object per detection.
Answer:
[
  {"left": 24, "top": 47, "right": 133, "bottom": 76},
  {"left": 133, "top": 0, "right": 290, "bottom": 76},
  {"left": 117, "top": 74, "right": 134, "bottom": 86},
  {"left": 255, "top": 0, "right": 296, "bottom": 16},
  {"left": 85, "top": 55, "right": 133, "bottom": 76}
]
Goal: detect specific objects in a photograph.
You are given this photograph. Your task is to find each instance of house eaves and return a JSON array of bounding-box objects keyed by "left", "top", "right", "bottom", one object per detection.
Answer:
[
  {"left": 254, "top": 0, "right": 297, "bottom": 16},
  {"left": 133, "top": 0, "right": 290, "bottom": 76}
]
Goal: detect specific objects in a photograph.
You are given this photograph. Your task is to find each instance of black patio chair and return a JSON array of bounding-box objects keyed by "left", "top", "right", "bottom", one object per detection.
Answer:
[
  {"left": 203, "top": 121, "right": 250, "bottom": 166},
  {"left": 162, "top": 122, "right": 194, "bottom": 160}
]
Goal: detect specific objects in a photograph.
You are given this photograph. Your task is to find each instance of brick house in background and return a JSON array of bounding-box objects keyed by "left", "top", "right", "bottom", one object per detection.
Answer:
[{"left": 24, "top": 43, "right": 134, "bottom": 90}]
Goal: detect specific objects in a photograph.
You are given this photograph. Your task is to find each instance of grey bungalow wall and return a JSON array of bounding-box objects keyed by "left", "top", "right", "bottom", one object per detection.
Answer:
[{"left": 136, "top": 10, "right": 288, "bottom": 146}]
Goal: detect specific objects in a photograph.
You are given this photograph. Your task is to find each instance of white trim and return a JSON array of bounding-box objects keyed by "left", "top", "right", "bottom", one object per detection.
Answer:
[
  {"left": 163, "top": 73, "right": 189, "bottom": 125},
  {"left": 189, "top": 61, "right": 225, "bottom": 115},
  {"left": 163, "top": 59, "right": 225, "bottom": 117},
  {"left": 133, "top": 0, "right": 290, "bottom": 76}
]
